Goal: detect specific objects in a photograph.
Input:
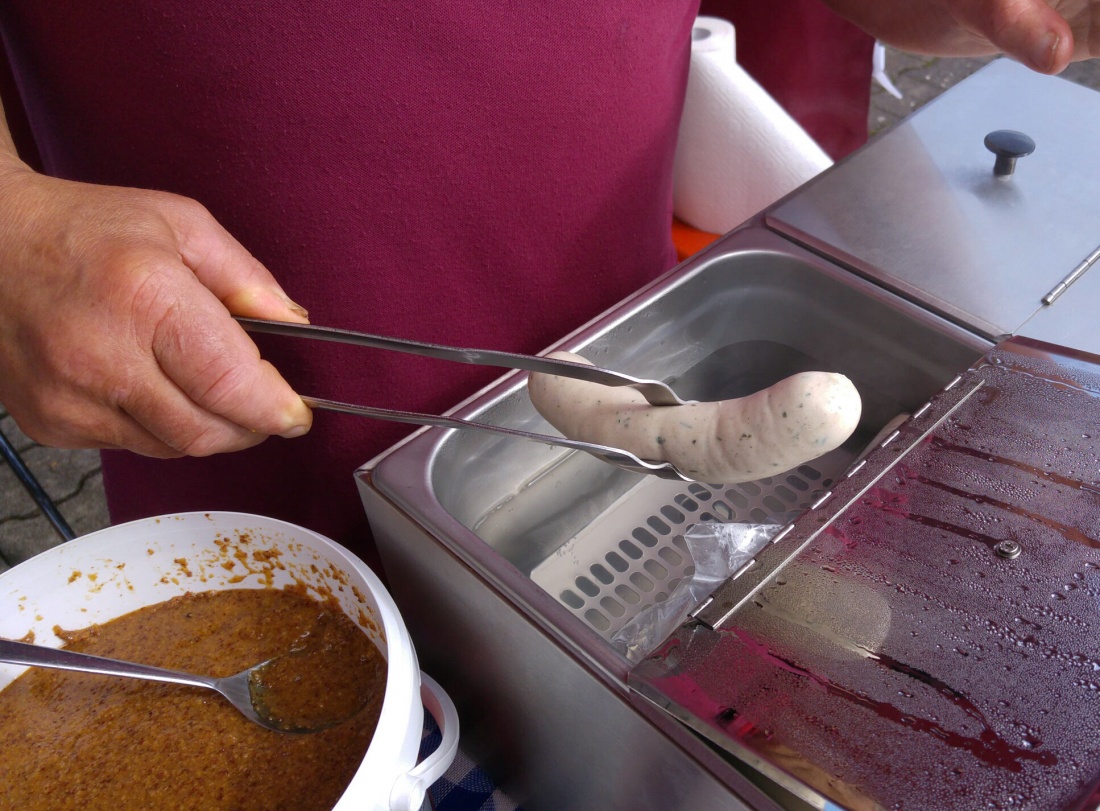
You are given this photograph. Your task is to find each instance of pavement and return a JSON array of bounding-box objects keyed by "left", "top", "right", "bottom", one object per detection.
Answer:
[{"left": 3, "top": 50, "right": 1100, "bottom": 573}]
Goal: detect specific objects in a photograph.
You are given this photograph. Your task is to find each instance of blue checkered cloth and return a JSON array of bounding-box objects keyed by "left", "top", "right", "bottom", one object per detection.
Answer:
[{"left": 419, "top": 715, "right": 521, "bottom": 811}]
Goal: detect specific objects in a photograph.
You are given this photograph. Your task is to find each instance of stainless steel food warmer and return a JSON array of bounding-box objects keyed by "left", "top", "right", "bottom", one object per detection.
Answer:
[{"left": 356, "top": 59, "right": 1100, "bottom": 810}]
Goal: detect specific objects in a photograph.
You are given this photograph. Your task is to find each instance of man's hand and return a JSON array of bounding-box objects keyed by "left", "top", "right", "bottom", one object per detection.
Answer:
[
  {"left": 0, "top": 165, "right": 313, "bottom": 458},
  {"left": 825, "top": 0, "right": 1099, "bottom": 74}
]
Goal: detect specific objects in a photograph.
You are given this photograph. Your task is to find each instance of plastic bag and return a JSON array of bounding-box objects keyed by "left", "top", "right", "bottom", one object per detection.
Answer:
[{"left": 611, "top": 522, "right": 781, "bottom": 663}]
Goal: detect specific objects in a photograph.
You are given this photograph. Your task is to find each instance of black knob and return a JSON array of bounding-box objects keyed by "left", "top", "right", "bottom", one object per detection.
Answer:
[{"left": 984, "top": 130, "right": 1035, "bottom": 178}]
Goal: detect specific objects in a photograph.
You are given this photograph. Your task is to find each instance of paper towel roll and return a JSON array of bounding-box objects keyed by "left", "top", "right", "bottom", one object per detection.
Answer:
[{"left": 673, "top": 16, "right": 832, "bottom": 235}]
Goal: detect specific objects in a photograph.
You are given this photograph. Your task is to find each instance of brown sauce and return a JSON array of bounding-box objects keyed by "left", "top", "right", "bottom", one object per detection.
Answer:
[{"left": 0, "top": 588, "right": 387, "bottom": 811}]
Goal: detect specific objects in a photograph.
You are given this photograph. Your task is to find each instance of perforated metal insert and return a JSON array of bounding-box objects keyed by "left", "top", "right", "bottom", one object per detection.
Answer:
[{"left": 531, "top": 456, "right": 843, "bottom": 640}]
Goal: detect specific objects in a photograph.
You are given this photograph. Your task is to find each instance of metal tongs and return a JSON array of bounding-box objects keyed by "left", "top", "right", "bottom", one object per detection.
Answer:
[{"left": 237, "top": 317, "right": 696, "bottom": 481}]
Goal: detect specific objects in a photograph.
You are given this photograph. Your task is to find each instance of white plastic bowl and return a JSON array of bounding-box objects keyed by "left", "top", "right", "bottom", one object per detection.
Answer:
[{"left": 0, "top": 511, "right": 458, "bottom": 811}]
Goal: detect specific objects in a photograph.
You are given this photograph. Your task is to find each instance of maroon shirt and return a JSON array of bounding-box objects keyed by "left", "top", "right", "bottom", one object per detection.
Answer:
[{"left": 0, "top": 2, "right": 869, "bottom": 565}]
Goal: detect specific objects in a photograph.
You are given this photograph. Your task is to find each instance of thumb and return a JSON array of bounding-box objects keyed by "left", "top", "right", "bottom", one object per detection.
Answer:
[
  {"left": 154, "top": 196, "right": 313, "bottom": 439},
  {"left": 164, "top": 197, "right": 310, "bottom": 323},
  {"left": 957, "top": 0, "right": 1075, "bottom": 73}
]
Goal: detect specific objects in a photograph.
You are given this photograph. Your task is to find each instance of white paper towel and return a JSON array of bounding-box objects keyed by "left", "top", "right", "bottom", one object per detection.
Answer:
[{"left": 673, "top": 16, "right": 832, "bottom": 235}]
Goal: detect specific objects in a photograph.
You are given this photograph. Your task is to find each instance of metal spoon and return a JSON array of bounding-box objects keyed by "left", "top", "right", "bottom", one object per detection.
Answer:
[{"left": 0, "top": 637, "right": 364, "bottom": 734}]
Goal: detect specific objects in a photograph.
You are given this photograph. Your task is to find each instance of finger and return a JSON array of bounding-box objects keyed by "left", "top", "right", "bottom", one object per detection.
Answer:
[
  {"left": 12, "top": 328, "right": 283, "bottom": 458},
  {"left": 22, "top": 420, "right": 187, "bottom": 459},
  {"left": 954, "top": 0, "right": 1075, "bottom": 72},
  {"left": 160, "top": 197, "right": 310, "bottom": 323},
  {"left": 1066, "top": 3, "right": 1100, "bottom": 61},
  {"left": 116, "top": 365, "right": 275, "bottom": 457},
  {"left": 140, "top": 272, "right": 314, "bottom": 444},
  {"left": 82, "top": 409, "right": 199, "bottom": 460},
  {"left": 5, "top": 386, "right": 187, "bottom": 459}
]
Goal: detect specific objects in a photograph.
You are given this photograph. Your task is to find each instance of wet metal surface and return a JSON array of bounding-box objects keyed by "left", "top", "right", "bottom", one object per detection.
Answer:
[{"left": 633, "top": 338, "right": 1100, "bottom": 810}]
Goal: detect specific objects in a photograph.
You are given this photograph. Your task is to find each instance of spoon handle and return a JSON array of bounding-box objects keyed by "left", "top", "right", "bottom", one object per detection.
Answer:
[{"left": 0, "top": 637, "right": 215, "bottom": 690}]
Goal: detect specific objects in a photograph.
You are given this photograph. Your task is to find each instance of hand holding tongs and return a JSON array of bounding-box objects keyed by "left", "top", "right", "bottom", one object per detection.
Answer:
[{"left": 236, "top": 317, "right": 696, "bottom": 481}]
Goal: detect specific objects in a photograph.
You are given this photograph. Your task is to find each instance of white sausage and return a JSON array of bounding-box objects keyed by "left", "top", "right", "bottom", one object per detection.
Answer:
[{"left": 528, "top": 351, "right": 862, "bottom": 483}]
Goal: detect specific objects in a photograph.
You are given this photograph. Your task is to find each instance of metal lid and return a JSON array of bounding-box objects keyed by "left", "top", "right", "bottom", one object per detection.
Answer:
[
  {"left": 768, "top": 58, "right": 1100, "bottom": 341},
  {"left": 631, "top": 337, "right": 1100, "bottom": 809}
]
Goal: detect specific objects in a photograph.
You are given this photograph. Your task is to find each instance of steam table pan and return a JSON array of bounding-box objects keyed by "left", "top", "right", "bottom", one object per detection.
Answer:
[{"left": 357, "top": 225, "right": 989, "bottom": 811}]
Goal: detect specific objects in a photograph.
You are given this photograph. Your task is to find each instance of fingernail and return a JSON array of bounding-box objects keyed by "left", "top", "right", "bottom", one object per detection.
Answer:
[
  {"left": 283, "top": 296, "right": 309, "bottom": 321},
  {"left": 281, "top": 422, "right": 310, "bottom": 439},
  {"left": 1032, "top": 32, "right": 1060, "bottom": 73}
]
